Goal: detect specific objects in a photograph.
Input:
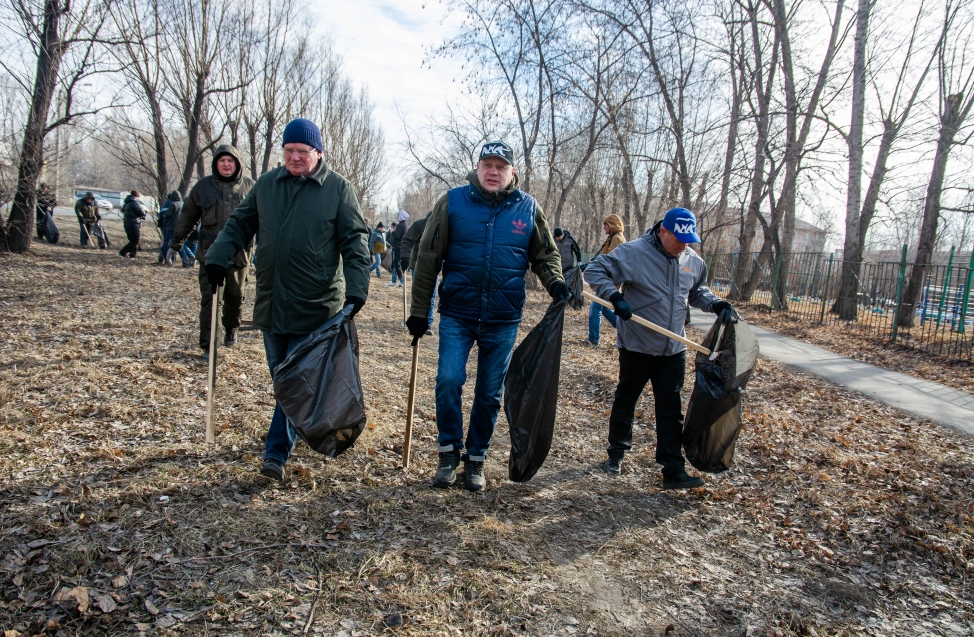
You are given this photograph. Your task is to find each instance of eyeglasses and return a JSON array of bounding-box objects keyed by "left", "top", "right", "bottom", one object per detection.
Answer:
[{"left": 283, "top": 148, "right": 316, "bottom": 158}]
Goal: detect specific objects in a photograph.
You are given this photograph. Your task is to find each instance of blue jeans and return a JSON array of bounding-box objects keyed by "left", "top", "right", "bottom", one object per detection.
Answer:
[
  {"left": 158, "top": 227, "right": 174, "bottom": 261},
  {"left": 390, "top": 248, "right": 403, "bottom": 284},
  {"left": 435, "top": 315, "right": 519, "bottom": 460},
  {"left": 262, "top": 331, "right": 303, "bottom": 464},
  {"left": 180, "top": 243, "right": 195, "bottom": 266},
  {"left": 369, "top": 253, "right": 382, "bottom": 277},
  {"left": 588, "top": 301, "right": 617, "bottom": 344}
]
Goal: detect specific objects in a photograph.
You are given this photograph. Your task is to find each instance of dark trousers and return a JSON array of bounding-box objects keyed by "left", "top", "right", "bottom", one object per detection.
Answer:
[
  {"left": 198, "top": 263, "right": 247, "bottom": 347},
  {"left": 608, "top": 348, "right": 687, "bottom": 476},
  {"left": 119, "top": 221, "right": 141, "bottom": 257}
]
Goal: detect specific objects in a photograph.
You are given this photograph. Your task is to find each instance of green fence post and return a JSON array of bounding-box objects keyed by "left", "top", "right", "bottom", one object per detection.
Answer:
[
  {"left": 890, "top": 244, "right": 909, "bottom": 343},
  {"left": 936, "top": 246, "right": 956, "bottom": 328},
  {"left": 960, "top": 242, "right": 974, "bottom": 335},
  {"left": 819, "top": 253, "right": 834, "bottom": 324}
]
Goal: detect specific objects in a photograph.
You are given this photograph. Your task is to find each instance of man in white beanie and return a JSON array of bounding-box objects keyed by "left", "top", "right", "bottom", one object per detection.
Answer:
[{"left": 388, "top": 209, "right": 410, "bottom": 287}]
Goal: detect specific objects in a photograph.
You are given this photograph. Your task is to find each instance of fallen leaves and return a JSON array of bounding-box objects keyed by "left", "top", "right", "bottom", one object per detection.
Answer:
[{"left": 0, "top": 237, "right": 971, "bottom": 636}]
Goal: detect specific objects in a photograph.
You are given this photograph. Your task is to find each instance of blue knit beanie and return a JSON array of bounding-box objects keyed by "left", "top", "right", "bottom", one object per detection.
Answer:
[{"left": 282, "top": 118, "right": 323, "bottom": 152}]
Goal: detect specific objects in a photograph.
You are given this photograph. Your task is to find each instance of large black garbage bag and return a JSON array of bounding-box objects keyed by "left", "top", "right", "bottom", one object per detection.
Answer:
[
  {"left": 42, "top": 211, "right": 60, "bottom": 244},
  {"left": 504, "top": 297, "right": 569, "bottom": 482},
  {"left": 683, "top": 310, "right": 759, "bottom": 473},
  {"left": 563, "top": 266, "right": 584, "bottom": 310},
  {"left": 272, "top": 307, "right": 367, "bottom": 457}
]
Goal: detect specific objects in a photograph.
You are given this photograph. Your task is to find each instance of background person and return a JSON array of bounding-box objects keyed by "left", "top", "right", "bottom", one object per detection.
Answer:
[
  {"left": 118, "top": 191, "right": 146, "bottom": 258},
  {"left": 406, "top": 141, "right": 571, "bottom": 492},
  {"left": 204, "top": 118, "right": 371, "bottom": 482},
  {"left": 388, "top": 210, "right": 409, "bottom": 287},
  {"left": 587, "top": 214, "right": 626, "bottom": 346},
  {"left": 584, "top": 207, "right": 735, "bottom": 488},
  {"left": 368, "top": 222, "right": 386, "bottom": 278},
  {"left": 157, "top": 191, "right": 183, "bottom": 264},
  {"left": 401, "top": 210, "right": 435, "bottom": 332},
  {"left": 169, "top": 145, "right": 254, "bottom": 352},
  {"left": 553, "top": 227, "right": 581, "bottom": 272},
  {"left": 74, "top": 192, "right": 104, "bottom": 248}
]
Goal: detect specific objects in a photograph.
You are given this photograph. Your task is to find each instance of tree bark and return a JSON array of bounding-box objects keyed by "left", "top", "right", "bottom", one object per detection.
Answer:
[
  {"left": 3, "top": 0, "right": 66, "bottom": 253},
  {"left": 899, "top": 93, "right": 970, "bottom": 327},
  {"left": 835, "top": 0, "right": 870, "bottom": 320}
]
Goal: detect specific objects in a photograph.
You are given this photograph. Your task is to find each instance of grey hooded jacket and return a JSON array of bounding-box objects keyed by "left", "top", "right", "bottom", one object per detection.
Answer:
[{"left": 584, "top": 222, "right": 721, "bottom": 356}]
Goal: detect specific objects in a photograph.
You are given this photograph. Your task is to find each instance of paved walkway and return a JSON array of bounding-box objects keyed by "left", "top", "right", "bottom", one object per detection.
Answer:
[{"left": 688, "top": 308, "right": 974, "bottom": 437}]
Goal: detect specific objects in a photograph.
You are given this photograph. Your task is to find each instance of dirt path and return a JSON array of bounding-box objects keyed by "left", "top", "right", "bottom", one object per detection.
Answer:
[{"left": 1, "top": 235, "right": 972, "bottom": 636}]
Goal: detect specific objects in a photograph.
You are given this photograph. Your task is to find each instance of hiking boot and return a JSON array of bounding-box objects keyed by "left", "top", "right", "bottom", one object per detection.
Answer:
[
  {"left": 603, "top": 456, "right": 623, "bottom": 475},
  {"left": 464, "top": 460, "right": 486, "bottom": 492},
  {"left": 433, "top": 449, "right": 461, "bottom": 488},
  {"left": 260, "top": 459, "right": 285, "bottom": 482},
  {"left": 662, "top": 471, "right": 705, "bottom": 490},
  {"left": 224, "top": 329, "right": 236, "bottom": 348}
]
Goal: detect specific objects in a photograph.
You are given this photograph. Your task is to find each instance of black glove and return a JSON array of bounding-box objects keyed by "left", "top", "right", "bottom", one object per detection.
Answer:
[
  {"left": 608, "top": 292, "right": 632, "bottom": 321},
  {"left": 548, "top": 280, "right": 573, "bottom": 303},
  {"left": 400, "top": 256, "right": 410, "bottom": 273},
  {"left": 405, "top": 315, "right": 428, "bottom": 346},
  {"left": 712, "top": 300, "right": 736, "bottom": 323},
  {"left": 344, "top": 296, "right": 366, "bottom": 319},
  {"left": 205, "top": 263, "right": 227, "bottom": 288}
]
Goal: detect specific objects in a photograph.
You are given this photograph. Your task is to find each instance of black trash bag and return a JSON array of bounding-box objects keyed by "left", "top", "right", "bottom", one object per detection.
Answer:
[
  {"left": 563, "top": 266, "right": 584, "bottom": 310},
  {"left": 272, "top": 307, "right": 367, "bottom": 457},
  {"left": 504, "top": 297, "right": 569, "bottom": 482},
  {"left": 92, "top": 221, "right": 111, "bottom": 247},
  {"left": 682, "top": 310, "right": 759, "bottom": 473},
  {"left": 42, "top": 211, "right": 60, "bottom": 244}
]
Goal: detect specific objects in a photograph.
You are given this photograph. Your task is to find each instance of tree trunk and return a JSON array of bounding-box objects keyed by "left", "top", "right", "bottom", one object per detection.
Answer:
[
  {"left": 730, "top": 3, "right": 778, "bottom": 301},
  {"left": 835, "top": 0, "right": 870, "bottom": 320},
  {"left": 2, "top": 0, "right": 65, "bottom": 253},
  {"left": 150, "top": 91, "right": 169, "bottom": 201},
  {"left": 899, "top": 93, "right": 967, "bottom": 327}
]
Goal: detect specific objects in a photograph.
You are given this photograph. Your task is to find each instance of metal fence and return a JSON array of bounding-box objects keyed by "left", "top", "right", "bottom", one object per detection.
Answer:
[{"left": 704, "top": 248, "right": 974, "bottom": 362}]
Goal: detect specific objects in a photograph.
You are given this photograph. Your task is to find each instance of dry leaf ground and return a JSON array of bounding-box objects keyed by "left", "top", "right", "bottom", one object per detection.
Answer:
[{"left": 1, "top": 222, "right": 972, "bottom": 636}]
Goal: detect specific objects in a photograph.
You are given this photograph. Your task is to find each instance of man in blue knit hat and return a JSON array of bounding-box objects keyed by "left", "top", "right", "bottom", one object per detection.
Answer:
[
  {"left": 205, "top": 117, "right": 372, "bottom": 481},
  {"left": 585, "top": 207, "right": 736, "bottom": 488}
]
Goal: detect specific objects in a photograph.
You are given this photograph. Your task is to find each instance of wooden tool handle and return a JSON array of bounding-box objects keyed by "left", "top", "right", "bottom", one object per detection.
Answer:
[
  {"left": 582, "top": 291, "right": 711, "bottom": 356},
  {"left": 205, "top": 286, "right": 220, "bottom": 444},
  {"left": 402, "top": 341, "right": 420, "bottom": 469}
]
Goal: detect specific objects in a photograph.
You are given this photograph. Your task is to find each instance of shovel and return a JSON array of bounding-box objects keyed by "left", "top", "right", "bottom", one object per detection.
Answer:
[{"left": 205, "top": 286, "right": 220, "bottom": 444}]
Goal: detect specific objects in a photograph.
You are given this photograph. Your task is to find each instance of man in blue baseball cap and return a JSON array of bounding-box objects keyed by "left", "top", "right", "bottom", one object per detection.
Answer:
[{"left": 584, "top": 207, "right": 736, "bottom": 488}]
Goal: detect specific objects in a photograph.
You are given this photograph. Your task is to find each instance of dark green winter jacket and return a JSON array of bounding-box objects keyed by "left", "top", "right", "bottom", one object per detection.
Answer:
[{"left": 205, "top": 159, "right": 371, "bottom": 335}]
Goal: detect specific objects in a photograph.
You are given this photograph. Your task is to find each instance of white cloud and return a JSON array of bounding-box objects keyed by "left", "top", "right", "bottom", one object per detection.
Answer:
[{"left": 316, "top": 0, "right": 467, "bottom": 209}]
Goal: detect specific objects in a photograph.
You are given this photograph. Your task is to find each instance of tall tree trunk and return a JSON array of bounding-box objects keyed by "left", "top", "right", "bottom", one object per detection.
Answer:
[
  {"left": 899, "top": 93, "right": 969, "bottom": 327},
  {"left": 3, "top": 0, "right": 65, "bottom": 253},
  {"left": 835, "top": 0, "right": 871, "bottom": 320},
  {"left": 178, "top": 79, "right": 207, "bottom": 193},
  {"left": 150, "top": 91, "right": 169, "bottom": 201},
  {"left": 730, "top": 3, "right": 777, "bottom": 301}
]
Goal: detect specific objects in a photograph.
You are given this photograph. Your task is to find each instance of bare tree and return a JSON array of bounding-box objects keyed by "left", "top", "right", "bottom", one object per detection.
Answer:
[
  {"left": 833, "top": 1, "right": 941, "bottom": 319},
  {"left": 899, "top": 1, "right": 974, "bottom": 328},
  {"left": 0, "top": 0, "right": 113, "bottom": 252}
]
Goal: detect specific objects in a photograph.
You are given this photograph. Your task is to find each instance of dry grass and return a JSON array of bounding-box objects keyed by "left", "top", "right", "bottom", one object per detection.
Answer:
[{"left": 1, "top": 224, "right": 972, "bottom": 636}]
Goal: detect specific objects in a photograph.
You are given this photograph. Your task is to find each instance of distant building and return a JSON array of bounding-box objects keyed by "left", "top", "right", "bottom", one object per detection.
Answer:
[{"left": 708, "top": 217, "right": 827, "bottom": 254}]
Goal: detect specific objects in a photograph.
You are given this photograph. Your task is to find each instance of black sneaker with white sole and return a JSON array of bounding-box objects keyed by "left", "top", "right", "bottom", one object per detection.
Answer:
[{"left": 603, "top": 457, "right": 623, "bottom": 475}]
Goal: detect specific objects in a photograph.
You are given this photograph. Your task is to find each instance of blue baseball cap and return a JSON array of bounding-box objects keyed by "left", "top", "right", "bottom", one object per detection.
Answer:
[{"left": 661, "top": 207, "right": 700, "bottom": 243}]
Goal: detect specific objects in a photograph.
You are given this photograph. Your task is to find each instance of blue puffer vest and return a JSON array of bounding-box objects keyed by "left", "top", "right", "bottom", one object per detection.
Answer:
[{"left": 439, "top": 184, "right": 536, "bottom": 324}]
